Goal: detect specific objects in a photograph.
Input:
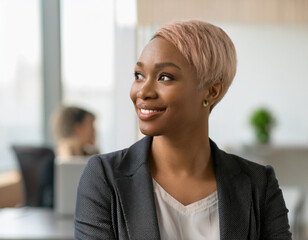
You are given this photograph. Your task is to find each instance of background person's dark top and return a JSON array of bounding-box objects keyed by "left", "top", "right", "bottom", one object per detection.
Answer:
[{"left": 74, "top": 136, "right": 291, "bottom": 240}]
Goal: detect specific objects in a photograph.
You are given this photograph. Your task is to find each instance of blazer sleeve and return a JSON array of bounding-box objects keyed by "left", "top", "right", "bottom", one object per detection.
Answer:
[
  {"left": 74, "top": 155, "right": 116, "bottom": 240},
  {"left": 261, "top": 165, "right": 292, "bottom": 240}
]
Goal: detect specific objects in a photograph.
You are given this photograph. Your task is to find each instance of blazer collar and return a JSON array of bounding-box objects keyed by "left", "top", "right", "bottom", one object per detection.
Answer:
[
  {"left": 116, "top": 136, "right": 153, "bottom": 177},
  {"left": 116, "top": 136, "right": 242, "bottom": 177}
]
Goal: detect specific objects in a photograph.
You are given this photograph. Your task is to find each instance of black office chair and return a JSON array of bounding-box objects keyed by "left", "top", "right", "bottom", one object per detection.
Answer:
[{"left": 12, "top": 146, "right": 55, "bottom": 208}]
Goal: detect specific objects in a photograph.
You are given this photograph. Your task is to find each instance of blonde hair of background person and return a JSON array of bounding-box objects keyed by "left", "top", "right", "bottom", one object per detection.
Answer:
[
  {"left": 74, "top": 20, "right": 291, "bottom": 240},
  {"left": 52, "top": 106, "right": 98, "bottom": 159}
]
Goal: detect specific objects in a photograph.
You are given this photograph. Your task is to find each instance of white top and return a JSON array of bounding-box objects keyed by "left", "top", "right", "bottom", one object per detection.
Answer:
[{"left": 153, "top": 179, "right": 220, "bottom": 240}]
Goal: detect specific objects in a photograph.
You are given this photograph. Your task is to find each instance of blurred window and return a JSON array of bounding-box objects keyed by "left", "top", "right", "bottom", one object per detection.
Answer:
[
  {"left": 0, "top": 0, "right": 42, "bottom": 172},
  {"left": 61, "top": 0, "right": 116, "bottom": 153}
]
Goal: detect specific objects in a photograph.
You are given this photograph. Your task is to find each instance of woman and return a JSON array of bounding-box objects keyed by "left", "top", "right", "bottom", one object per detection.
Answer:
[
  {"left": 52, "top": 106, "right": 98, "bottom": 159},
  {"left": 75, "top": 21, "right": 291, "bottom": 239}
]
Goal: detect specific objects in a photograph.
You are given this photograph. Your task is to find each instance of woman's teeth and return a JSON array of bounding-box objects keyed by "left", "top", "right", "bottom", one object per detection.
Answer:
[{"left": 140, "top": 109, "right": 160, "bottom": 114}]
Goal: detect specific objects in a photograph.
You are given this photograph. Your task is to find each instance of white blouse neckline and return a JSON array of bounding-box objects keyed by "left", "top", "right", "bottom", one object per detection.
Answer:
[{"left": 152, "top": 178, "right": 218, "bottom": 216}]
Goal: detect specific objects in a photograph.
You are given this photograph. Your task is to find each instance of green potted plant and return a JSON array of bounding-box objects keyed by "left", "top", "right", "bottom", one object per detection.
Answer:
[{"left": 249, "top": 108, "right": 276, "bottom": 144}]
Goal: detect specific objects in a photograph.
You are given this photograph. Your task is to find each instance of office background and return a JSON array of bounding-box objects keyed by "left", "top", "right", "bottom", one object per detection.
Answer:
[{"left": 0, "top": 0, "right": 307, "bottom": 238}]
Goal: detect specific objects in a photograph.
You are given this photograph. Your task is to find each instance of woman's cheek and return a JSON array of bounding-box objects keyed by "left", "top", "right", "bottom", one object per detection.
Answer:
[{"left": 130, "top": 82, "right": 138, "bottom": 103}]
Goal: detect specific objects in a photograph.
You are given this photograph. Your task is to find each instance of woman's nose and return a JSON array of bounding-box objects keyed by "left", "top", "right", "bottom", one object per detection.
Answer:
[{"left": 136, "top": 79, "right": 157, "bottom": 99}]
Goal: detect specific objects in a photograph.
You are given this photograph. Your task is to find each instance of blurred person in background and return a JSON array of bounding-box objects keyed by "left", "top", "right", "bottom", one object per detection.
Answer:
[{"left": 52, "top": 106, "right": 98, "bottom": 160}]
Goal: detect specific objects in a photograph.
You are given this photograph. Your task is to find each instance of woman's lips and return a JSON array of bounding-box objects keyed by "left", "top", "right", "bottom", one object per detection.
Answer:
[
  {"left": 137, "top": 104, "right": 166, "bottom": 120},
  {"left": 138, "top": 108, "right": 165, "bottom": 120}
]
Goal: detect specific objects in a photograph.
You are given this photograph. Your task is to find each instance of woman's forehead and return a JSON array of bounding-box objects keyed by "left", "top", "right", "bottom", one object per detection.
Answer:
[{"left": 137, "top": 38, "right": 189, "bottom": 67}]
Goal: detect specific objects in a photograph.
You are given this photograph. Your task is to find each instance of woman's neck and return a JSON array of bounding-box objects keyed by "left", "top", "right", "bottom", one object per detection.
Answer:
[{"left": 150, "top": 126, "right": 212, "bottom": 178}]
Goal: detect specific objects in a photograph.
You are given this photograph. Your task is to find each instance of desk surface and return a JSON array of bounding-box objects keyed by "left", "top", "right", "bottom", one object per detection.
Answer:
[{"left": 0, "top": 207, "right": 74, "bottom": 240}]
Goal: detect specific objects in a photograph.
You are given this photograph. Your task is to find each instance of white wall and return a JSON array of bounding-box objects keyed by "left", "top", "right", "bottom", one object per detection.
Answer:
[
  {"left": 209, "top": 23, "right": 308, "bottom": 147},
  {"left": 113, "top": 0, "right": 138, "bottom": 150},
  {"left": 114, "top": 25, "right": 137, "bottom": 150}
]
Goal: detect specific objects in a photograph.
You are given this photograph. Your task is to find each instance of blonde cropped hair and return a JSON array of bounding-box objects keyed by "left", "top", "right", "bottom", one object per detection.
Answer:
[{"left": 152, "top": 20, "right": 237, "bottom": 106}]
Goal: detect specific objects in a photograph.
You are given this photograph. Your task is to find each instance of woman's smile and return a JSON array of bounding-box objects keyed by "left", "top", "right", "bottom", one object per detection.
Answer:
[{"left": 137, "top": 104, "right": 166, "bottom": 121}]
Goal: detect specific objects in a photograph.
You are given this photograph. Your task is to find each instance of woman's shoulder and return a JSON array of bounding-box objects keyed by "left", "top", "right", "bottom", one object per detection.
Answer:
[
  {"left": 84, "top": 136, "right": 153, "bottom": 181},
  {"left": 228, "top": 152, "right": 268, "bottom": 172},
  {"left": 211, "top": 139, "right": 275, "bottom": 185},
  {"left": 84, "top": 148, "right": 129, "bottom": 178},
  {"left": 220, "top": 149, "right": 279, "bottom": 195},
  {"left": 90, "top": 148, "right": 129, "bottom": 166}
]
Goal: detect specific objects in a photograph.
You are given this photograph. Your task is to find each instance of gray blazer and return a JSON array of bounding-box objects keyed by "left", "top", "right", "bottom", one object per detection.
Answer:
[{"left": 75, "top": 136, "right": 291, "bottom": 240}]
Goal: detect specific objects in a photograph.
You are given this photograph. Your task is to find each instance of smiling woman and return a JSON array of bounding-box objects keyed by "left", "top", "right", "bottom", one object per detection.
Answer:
[
  {"left": 130, "top": 38, "right": 202, "bottom": 137},
  {"left": 74, "top": 20, "right": 291, "bottom": 240}
]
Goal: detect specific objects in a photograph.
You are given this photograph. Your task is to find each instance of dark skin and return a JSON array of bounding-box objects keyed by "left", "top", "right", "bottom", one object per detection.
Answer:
[{"left": 130, "top": 37, "right": 223, "bottom": 206}]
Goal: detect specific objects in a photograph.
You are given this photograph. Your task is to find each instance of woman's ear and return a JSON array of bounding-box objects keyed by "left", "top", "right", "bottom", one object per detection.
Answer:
[{"left": 202, "top": 80, "right": 224, "bottom": 108}]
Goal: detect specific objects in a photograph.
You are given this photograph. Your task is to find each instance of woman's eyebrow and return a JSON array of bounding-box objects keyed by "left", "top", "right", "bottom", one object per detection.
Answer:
[
  {"left": 136, "top": 61, "right": 181, "bottom": 71},
  {"left": 136, "top": 62, "right": 143, "bottom": 67}
]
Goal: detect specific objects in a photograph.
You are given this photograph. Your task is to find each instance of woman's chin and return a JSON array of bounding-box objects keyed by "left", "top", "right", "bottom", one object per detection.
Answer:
[{"left": 139, "top": 125, "right": 162, "bottom": 137}]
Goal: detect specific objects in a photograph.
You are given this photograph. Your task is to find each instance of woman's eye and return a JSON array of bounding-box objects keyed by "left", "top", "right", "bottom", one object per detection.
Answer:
[
  {"left": 134, "top": 72, "right": 144, "bottom": 81},
  {"left": 159, "top": 74, "right": 174, "bottom": 82}
]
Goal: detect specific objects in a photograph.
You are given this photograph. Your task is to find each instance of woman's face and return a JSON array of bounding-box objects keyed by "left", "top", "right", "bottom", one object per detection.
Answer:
[{"left": 130, "top": 37, "right": 207, "bottom": 137}]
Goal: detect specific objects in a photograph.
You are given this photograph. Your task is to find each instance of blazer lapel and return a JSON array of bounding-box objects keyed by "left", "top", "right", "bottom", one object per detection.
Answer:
[
  {"left": 211, "top": 140, "right": 252, "bottom": 240},
  {"left": 114, "top": 137, "right": 160, "bottom": 240}
]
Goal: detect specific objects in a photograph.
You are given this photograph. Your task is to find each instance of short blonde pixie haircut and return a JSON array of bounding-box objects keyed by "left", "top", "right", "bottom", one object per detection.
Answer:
[{"left": 152, "top": 20, "right": 237, "bottom": 109}]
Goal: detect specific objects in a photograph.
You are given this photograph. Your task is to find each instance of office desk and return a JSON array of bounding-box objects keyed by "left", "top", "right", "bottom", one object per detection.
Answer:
[{"left": 0, "top": 207, "right": 74, "bottom": 240}]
